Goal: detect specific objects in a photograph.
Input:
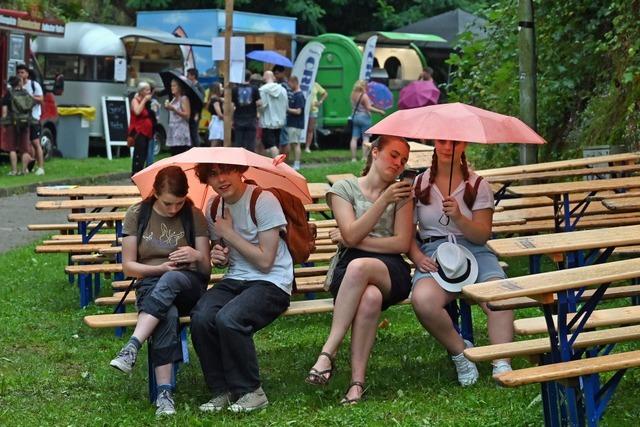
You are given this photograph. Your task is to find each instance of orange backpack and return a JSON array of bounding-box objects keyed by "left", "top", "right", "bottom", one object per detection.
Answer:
[{"left": 210, "top": 183, "right": 317, "bottom": 264}]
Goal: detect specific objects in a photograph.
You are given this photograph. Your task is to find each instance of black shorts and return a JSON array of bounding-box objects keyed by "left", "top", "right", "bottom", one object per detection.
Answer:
[
  {"left": 29, "top": 122, "right": 42, "bottom": 141},
  {"left": 262, "top": 128, "right": 281, "bottom": 149},
  {"left": 329, "top": 248, "right": 412, "bottom": 311}
]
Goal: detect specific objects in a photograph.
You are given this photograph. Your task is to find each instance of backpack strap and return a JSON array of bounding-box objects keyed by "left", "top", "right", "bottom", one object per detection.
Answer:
[
  {"left": 249, "top": 186, "right": 263, "bottom": 226},
  {"left": 136, "top": 200, "right": 154, "bottom": 245},
  {"left": 179, "top": 202, "right": 195, "bottom": 248},
  {"left": 210, "top": 195, "right": 222, "bottom": 222}
]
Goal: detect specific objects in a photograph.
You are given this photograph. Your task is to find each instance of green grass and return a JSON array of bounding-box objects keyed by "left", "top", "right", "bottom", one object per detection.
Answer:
[{"left": 2, "top": 242, "right": 640, "bottom": 425}]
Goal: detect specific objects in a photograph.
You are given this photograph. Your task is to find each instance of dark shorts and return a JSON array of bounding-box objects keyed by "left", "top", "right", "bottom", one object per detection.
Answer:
[
  {"left": 30, "top": 122, "right": 42, "bottom": 141},
  {"left": 262, "top": 128, "right": 281, "bottom": 149},
  {"left": 329, "top": 248, "right": 412, "bottom": 311}
]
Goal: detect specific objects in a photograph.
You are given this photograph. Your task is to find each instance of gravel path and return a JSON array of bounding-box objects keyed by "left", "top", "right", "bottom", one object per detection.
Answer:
[{"left": 0, "top": 178, "right": 130, "bottom": 254}]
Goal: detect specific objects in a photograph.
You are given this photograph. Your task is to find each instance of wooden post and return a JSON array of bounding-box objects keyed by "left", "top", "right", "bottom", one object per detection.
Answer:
[
  {"left": 223, "top": 0, "right": 234, "bottom": 147},
  {"left": 518, "top": 0, "right": 538, "bottom": 165}
]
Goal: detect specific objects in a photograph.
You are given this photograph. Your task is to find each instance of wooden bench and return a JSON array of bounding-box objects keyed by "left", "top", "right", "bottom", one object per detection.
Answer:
[
  {"left": 40, "top": 235, "right": 120, "bottom": 245},
  {"left": 35, "top": 243, "right": 113, "bottom": 254},
  {"left": 37, "top": 185, "right": 140, "bottom": 197},
  {"left": 492, "top": 212, "right": 640, "bottom": 235},
  {"left": 485, "top": 164, "right": 640, "bottom": 184},
  {"left": 326, "top": 173, "right": 356, "bottom": 185},
  {"left": 35, "top": 197, "right": 142, "bottom": 211},
  {"left": 465, "top": 324, "right": 640, "bottom": 362}
]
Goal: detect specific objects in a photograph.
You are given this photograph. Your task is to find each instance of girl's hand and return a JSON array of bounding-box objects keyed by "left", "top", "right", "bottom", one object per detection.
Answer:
[
  {"left": 416, "top": 253, "right": 438, "bottom": 273},
  {"left": 168, "top": 246, "right": 200, "bottom": 265},
  {"left": 442, "top": 196, "right": 462, "bottom": 221},
  {"left": 160, "top": 261, "right": 179, "bottom": 272},
  {"left": 381, "top": 181, "right": 412, "bottom": 205},
  {"left": 329, "top": 228, "right": 345, "bottom": 246},
  {"left": 213, "top": 208, "right": 233, "bottom": 239}
]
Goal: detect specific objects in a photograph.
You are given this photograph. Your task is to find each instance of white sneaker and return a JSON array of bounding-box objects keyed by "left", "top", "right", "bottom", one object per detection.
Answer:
[
  {"left": 228, "top": 386, "right": 268, "bottom": 412},
  {"left": 293, "top": 161, "right": 300, "bottom": 170},
  {"left": 199, "top": 392, "right": 231, "bottom": 412},
  {"left": 155, "top": 389, "right": 176, "bottom": 416},
  {"left": 304, "top": 148, "right": 311, "bottom": 153},
  {"left": 451, "top": 339, "right": 479, "bottom": 386},
  {"left": 492, "top": 360, "right": 512, "bottom": 377},
  {"left": 35, "top": 167, "right": 45, "bottom": 176}
]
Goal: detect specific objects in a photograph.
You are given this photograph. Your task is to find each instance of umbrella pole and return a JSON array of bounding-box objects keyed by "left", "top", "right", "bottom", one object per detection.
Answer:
[{"left": 447, "top": 142, "right": 456, "bottom": 196}]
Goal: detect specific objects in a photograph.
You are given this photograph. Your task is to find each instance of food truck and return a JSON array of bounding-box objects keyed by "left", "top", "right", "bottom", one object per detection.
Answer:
[
  {"left": 312, "top": 31, "right": 444, "bottom": 133},
  {"left": 32, "top": 22, "right": 210, "bottom": 153},
  {"left": 0, "top": 8, "right": 65, "bottom": 159}
]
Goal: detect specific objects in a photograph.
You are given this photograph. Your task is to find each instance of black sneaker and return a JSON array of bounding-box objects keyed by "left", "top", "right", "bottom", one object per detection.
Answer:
[{"left": 27, "top": 159, "right": 36, "bottom": 173}]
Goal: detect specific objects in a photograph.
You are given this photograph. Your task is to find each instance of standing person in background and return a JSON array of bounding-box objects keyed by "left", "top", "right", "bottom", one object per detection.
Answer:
[
  {"left": 207, "top": 82, "right": 224, "bottom": 147},
  {"left": 285, "top": 76, "right": 305, "bottom": 170},
  {"left": 129, "top": 81, "right": 155, "bottom": 175},
  {"left": 258, "top": 71, "right": 288, "bottom": 158},
  {"left": 146, "top": 84, "right": 160, "bottom": 167},
  {"left": 164, "top": 79, "right": 192, "bottom": 156},
  {"left": 17, "top": 64, "right": 44, "bottom": 175},
  {"left": 186, "top": 68, "right": 204, "bottom": 147},
  {"left": 1, "top": 75, "right": 35, "bottom": 176},
  {"left": 232, "top": 71, "right": 261, "bottom": 152},
  {"left": 273, "top": 65, "right": 292, "bottom": 156},
  {"left": 349, "top": 80, "right": 385, "bottom": 163},
  {"left": 305, "top": 81, "right": 328, "bottom": 154}
]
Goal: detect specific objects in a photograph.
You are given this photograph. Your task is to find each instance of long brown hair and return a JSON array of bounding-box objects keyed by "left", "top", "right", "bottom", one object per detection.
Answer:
[
  {"left": 414, "top": 149, "right": 478, "bottom": 209},
  {"left": 361, "top": 135, "right": 409, "bottom": 176}
]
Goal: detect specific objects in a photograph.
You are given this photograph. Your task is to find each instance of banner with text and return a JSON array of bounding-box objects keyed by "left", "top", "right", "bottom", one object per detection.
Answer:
[
  {"left": 358, "top": 35, "right": 378, "bottom": 81},
  {"left": 292, "top": 41, "right": 325, "bottom": 144}
]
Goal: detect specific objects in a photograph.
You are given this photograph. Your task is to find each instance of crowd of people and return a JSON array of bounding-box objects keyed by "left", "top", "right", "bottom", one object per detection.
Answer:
[
  {"left": 1, "top": 64, "right": 46, "bottom": 176},
  {"left": 108, "top": 133, "right": 513, "bottom": 416}
]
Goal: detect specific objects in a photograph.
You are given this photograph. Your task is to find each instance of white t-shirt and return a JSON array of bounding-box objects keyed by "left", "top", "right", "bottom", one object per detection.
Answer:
[
  {"left": 414, "top": 169, "right": 494, "bottom": 238},
  {"left": 24, "top": 79, "right": 43, "bottom": 120},
  {"left": 205, "top": 184, "right": 294, "bottom": 294}
]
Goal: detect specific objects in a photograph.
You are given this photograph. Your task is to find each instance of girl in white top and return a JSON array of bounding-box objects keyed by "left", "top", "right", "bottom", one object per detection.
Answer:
[{"left": 408, "top": 139, "right": 514, "bottom": 386}]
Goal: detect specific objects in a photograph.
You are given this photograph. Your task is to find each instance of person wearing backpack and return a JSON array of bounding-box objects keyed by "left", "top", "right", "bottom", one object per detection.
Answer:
[
  {"left": 1, "top": 75, "right": 34, "bottom": 176},
  {"left": 190, "top": 162, "right": 293, "bottom": 413},
  {"left": 17, "top": 64, "right": 45, "bottom": 176},
  {"left": 232, "top": 71, "right": 261, "bottom": 152},
  {"left": 109, "top": 166, "right": 211, "bottom": 416},
  {"left": 305, "top": 136, "right": 414, "bottom": 405},
  {"left": 409, "top": 139, "right": 514, "bottom": 386}
]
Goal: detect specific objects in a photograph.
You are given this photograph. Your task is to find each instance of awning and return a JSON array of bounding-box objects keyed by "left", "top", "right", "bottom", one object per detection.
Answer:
[
  {"left": 0, "top": 8, "right": 65, "bottom": 37},
  {"left": 354, "top": 31, "right": 446, "bottom": 45},
  {"left": 119, "top": 34, "right": 211, "bottom": 47}
]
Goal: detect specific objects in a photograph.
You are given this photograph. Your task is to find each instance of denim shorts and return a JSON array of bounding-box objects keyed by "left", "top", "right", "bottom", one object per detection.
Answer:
[
  {"left": 351, "top": 112, "right": 371, "bottom": 139},
  {"left": 412, "top": 236, "right": 506, "bottom": 287}
]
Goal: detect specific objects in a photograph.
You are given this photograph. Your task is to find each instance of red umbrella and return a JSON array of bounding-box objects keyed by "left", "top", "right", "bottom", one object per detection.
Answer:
[
  {"left": 132, "top": 147, "right": 312, "bottom": 210},
  {"left": 398, "top": 80, "right": 440, "bottom": 109}
]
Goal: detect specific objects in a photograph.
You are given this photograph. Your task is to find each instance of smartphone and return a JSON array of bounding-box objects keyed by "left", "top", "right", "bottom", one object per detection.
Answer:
[{"left": 398, "top": 169, "right": 419, "bottom": 184}]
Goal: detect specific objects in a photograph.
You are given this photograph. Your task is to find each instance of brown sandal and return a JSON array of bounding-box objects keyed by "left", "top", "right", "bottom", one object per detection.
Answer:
[
  {"left": 305, "top": 352, "right": 335, "bottom": 386},
  {"left": 340, "top": 381, "right": 367, "bottom": 405}
]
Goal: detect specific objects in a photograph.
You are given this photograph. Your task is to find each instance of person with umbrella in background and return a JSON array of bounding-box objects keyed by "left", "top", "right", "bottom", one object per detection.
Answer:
[
  {"left": 190, "top": 161, "right": 294, "bottom": 413},
  {"left": 349, "top": 80, "right": 385, "bottom": 162},
  {"left": 164, "top": 77, "right": 192, "bottom": 155},
  {"left": 109, "top": 166, "right": 211, "bottom": 416}
]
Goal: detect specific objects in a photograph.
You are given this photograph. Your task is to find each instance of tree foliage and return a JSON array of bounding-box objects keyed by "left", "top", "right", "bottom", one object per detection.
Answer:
[{"left": 448, "top": 0, "right": 640, "bottom": 167}]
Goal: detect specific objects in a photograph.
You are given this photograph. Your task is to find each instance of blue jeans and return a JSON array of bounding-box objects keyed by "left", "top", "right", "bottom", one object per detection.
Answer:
[
  {"left": 351, "top": 112, "right": 371, "bottom": 139},
  {"left": 146, "top": 137, "right": 155, "bottom": 167},
  {"left": 190, "top": 279, "right": 290, "bottom": 396}
]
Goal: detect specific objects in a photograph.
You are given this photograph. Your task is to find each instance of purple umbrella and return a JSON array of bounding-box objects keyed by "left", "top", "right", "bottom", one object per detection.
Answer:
[
  {"left": 246, "top": 50, "right": 293, "bottom": 67},
  {"left": 398, "top": 80, "right": 441, "bottom": 110},
  {"left": 366, "top": 81, "right": 394, "bottom": 110}
]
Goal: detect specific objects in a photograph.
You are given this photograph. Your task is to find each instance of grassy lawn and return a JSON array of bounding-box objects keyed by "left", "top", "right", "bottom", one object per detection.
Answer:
[{"left": 3, "top": 155, "right": 640, "bottom": 424}]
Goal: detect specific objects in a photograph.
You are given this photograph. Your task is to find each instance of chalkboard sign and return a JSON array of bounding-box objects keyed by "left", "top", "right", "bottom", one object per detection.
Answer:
[{"left": 101, "top": 96, "right": 131, "bottom": 160}]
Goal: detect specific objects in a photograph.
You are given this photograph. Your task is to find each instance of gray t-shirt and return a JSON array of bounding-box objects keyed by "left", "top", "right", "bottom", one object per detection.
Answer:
[
  {"left": 205, "top": 185, "right": 294, "bottom": 294},
  {"left": 327, "top": 176, "right": 408, "bottom": 238}
]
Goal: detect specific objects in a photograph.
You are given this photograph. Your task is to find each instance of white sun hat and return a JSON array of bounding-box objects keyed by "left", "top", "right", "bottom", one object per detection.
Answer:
[{"left": 431, "top": 234, "right": 479, "bottom": 293}]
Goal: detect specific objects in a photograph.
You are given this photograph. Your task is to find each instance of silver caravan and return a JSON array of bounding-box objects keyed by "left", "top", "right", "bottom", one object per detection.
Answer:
[{"left": 32, "top": 22, "right": 210, "bottom": 153}]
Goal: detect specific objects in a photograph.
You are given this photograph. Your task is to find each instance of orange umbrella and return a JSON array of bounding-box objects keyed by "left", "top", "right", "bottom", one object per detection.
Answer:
[
  {"left": 367, "top": 102, "right": 546, "bottom": 145},
  {"left": 132, "top": 147, "right": 312, "bottom": 210}
]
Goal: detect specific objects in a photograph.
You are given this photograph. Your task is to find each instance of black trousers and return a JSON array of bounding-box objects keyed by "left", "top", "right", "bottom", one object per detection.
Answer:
[{"left": 132, "top": 133, "right": 150, "bottom": 176}]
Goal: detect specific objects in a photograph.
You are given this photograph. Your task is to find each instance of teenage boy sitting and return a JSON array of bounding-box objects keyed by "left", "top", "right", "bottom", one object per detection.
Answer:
[{"left": 191, "top": 163, "right": 292, "bottom": 413}]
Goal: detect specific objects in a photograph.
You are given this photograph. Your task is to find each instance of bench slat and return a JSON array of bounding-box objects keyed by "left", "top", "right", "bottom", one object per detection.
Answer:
[
  {"left": 495, "top": 349, "right": 640, "bottom": 387},
  {"left": 465, "top": 324, "right": 640, "bottom": 362},
  {"left": 514, "top": 305, "right": 640, "bottom": 335},
  {"left": 65, "top": 264, "right": 123, "bottom": 275},
  {"left": 35, "top": 244, "right": 113, "bottom": 254}
]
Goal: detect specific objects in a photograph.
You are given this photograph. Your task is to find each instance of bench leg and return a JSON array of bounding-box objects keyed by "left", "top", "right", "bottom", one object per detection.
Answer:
[
  {"left": 78, "top": 273, "right": 90, "bottom": 308},
  {"left": 68, "top": 254, "right": 74, "bottom": 284}
]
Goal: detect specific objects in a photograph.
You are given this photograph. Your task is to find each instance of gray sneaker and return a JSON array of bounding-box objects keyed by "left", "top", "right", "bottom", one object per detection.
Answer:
[
  {"left": 228, "top": 387, "right": 269, "bottom": 413},
  {"left": 199, "top": 392, "right": 231, "bottom": 412},
  {"left": 109, "top": 344, "right": 137, "bottom": 374},
  {"left": 155, "top": 389, "right": 176, "bottom": 416}
]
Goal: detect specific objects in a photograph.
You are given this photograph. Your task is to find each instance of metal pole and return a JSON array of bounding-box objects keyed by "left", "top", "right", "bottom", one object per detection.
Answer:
[
  {"left": 223, "top": 0, "right": 234, "bottom": 147},
  {"left": 518, "top": 0, "right": 538, "bottom": 165}
]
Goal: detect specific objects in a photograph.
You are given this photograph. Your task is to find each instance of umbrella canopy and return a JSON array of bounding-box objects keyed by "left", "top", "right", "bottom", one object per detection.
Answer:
[
  {"left": 398, "top": 80, "right": 440, "bottom": 109},
  {"left": 159, "top": 70, "right": 204, "bottom": 113},
  {"left": 366, "top": 81, "right": 394, "bottom": 110},
  {"left": 367, "top": 102, "right": 546, "bottom": 144},
  {"left": 132, "top": 147, "right": 312, "bottom": 210},
  {"left": 246, "top": 50, "right": 293, "bottom": 68}
]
